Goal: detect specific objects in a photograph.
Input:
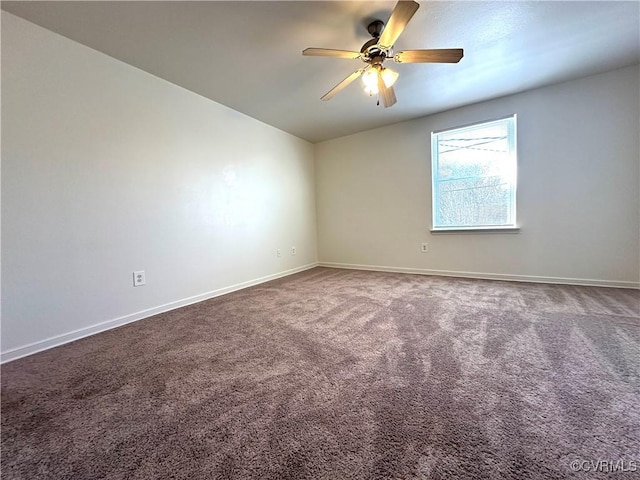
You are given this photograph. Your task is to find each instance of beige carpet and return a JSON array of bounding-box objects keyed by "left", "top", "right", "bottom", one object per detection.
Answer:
[{"left": 2, "top": 267, "right": 639, "bottom": 479}]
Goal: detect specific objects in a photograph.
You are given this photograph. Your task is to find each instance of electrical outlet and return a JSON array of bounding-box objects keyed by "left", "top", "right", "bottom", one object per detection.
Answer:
[
  {"left": 421, "top": 243, "right": 429, "bottom": 253},
  {"left": 277, "top": 248, "right": 281, "bottom": 258},
  {"left": 133, "top": 271, "right": 146, "bottom": 287},
  {"left": 291, "top": 246, "right": 296, "bottom": 256}
]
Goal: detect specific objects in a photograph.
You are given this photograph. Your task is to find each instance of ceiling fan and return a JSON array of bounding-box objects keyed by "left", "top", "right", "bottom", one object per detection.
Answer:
[{"left": 302, "top": 0, "right": 463, "bottom": 108}]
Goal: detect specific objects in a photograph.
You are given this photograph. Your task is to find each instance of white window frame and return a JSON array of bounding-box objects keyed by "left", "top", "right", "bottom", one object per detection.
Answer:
[{"left": 431, "top": 115, "right": 518, "bottom": 232}]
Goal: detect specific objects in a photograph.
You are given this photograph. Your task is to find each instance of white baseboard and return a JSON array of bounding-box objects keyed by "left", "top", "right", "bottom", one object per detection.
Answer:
[
  {"left": 4, "top": 261, "right": 635, "bottom": 363},
  {"left": 1, "top": 263, "right": 319, "bottom": 364},
  {"left": 318, "top": 262, "right": 640, "bottom": 289}
]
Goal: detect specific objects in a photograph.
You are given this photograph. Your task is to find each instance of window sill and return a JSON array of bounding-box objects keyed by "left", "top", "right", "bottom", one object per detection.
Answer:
[{"left": 430, "top": 226, "right": 521, "bottom": 234}]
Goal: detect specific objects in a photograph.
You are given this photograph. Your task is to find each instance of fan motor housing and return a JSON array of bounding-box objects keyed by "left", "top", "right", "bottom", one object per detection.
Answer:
[{"left": 361, "top": 20, "right": 391, "bottom": 64}]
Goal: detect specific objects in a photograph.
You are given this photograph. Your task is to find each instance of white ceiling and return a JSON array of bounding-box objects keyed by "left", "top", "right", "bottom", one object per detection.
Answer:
[{"left": 3, "top": 1, "right": 639, "bottom": 143}]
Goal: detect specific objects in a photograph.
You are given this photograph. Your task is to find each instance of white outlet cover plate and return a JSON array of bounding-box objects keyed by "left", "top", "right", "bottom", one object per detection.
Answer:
[{"left": 133, "top": 271, "right": 146, "bottom": 286}]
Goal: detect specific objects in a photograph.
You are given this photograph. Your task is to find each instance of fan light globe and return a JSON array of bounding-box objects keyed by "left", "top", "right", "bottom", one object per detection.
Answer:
[
  {"left": 381, "top": 68, "right": 399, "bottom": 88},
  {"left": 362, "top": 69, "right": 379, "bottom": 89},
  {"left": 364, "top": 85, "right": 379, "bottom": 96}
]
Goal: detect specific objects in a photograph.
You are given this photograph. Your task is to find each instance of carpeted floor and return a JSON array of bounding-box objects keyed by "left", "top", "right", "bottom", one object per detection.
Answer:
[{"left": 2, "top": 267, "right": 639, "bottom": 479}]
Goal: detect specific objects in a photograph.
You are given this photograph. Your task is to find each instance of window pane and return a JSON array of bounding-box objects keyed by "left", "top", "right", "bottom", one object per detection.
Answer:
[{"left": 432, "top": 116, "right": 516, "bottom": 229}]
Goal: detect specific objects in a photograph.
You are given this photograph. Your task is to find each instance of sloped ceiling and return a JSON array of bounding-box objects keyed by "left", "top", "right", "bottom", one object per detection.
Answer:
[{"left": 2, "top": 1, "right": 639, "bottom": 143}]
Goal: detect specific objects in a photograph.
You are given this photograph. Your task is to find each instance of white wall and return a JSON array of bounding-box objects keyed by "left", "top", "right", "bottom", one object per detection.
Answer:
[
  {"left": 1, "top": 13, "right": 318, "bottom": 361},
  {"left": 315, "top": 65, "right": 640, "bottom": 287}
]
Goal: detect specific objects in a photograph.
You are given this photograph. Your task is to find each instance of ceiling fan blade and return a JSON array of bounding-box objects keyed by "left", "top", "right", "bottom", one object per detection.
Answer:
[
  {"left": 377, "top": 71, "right": 397, "bottom": 108},
  {"left": 303, "top": 48, "right": 361, "bottom": 59},
  {"left": 321, "top": 69, "right": 365, "bottom": 101},
  {"left": 394, "top": 48, "right": 464, "bottom": 63},
  {"left": 378, "top": 0, "right": 420, "bottom": 49}
]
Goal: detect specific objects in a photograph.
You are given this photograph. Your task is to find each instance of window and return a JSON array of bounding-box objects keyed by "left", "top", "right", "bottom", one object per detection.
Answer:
[{"left": 431, "top": 115, "right": 517, "bottom": 231}]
